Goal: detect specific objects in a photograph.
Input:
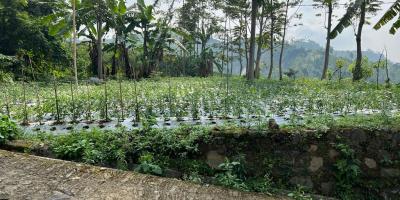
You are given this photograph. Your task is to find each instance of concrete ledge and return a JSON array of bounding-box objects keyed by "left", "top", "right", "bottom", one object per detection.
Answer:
[{"left": 0, "top": 150, "right": 286, "bottom": 200}]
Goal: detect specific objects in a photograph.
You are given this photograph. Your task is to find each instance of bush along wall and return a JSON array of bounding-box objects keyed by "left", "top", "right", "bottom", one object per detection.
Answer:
[{"left": 16, "top": 126, "right": 400, "bottom": 199}]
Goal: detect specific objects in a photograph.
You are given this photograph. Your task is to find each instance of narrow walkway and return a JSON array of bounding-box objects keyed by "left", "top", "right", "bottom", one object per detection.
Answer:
[{"left": 0, "top": 150, "right": 286, "bottom": 200}]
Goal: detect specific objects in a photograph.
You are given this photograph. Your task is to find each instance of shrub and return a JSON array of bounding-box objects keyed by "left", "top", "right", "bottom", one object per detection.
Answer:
[{"left": 0, "top": 115, "right": 19, "bottom": 145}]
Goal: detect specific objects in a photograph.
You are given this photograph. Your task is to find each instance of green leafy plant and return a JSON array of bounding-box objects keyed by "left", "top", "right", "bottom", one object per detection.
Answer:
[
  {"left": 135, "top": 152, "right": 163, "bottom": 175},
  {"left": 214, "top": 158, "right": 248, "bottom": 191},
  {"left": 0, "top": 115, "right": 19, "bottom": 145},
  {"left": 287, "top": 185, "right": 313, "bottom": 200},
  {"left": 334, "top": 142, "right": 361, "bottom": 199}
]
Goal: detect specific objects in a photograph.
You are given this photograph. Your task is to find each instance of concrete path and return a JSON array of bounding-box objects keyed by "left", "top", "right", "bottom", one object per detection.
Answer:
[{"left": 0, "top": 150, "right": 287, "bottom": 200}]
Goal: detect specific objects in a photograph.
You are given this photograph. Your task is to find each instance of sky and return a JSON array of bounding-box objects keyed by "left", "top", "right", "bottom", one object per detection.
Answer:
[
  {"left": 287, "top": 0, "right": 400, "bottom": 62},
  {"left": 127, "top": 0, "right": 400, "bottom": 63}
]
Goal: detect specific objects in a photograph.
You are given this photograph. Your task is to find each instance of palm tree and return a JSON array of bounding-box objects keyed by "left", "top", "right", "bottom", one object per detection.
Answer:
[{"left": 374, "top": 0, "right": 400, "bottom": 34}]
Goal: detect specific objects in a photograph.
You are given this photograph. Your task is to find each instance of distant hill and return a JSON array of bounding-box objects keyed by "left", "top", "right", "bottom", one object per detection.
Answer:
[{"left": 214, "top": 39, "right": 399, "bottom": 83}]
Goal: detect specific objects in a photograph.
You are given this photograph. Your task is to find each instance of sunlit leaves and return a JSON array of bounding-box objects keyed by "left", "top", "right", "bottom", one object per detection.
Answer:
[{"left": 374, "top": 0, "right": 400, "bottom": 34}]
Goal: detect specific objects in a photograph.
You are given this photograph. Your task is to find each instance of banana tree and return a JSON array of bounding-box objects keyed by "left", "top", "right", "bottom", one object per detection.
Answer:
[
  {"left": 329, "top": 0, "right": 381, "bottom": 81},
  {"left": 133, "top": 0, "right": 188, "bottom": 78},
  {"left": 41, "top": 0, "right": 80, "bottom": 84},
  {"left": 133, "top": 0, "right": 155, "bottom": 78},
  {"left": 78, "top": 0, "right": 113, "bottom": 79},
  {"left": 105, "top": 0, "right": 137, "bottom": 78},
  {"left": 374, "top": 0, "right": 400, "bottom": 34}
]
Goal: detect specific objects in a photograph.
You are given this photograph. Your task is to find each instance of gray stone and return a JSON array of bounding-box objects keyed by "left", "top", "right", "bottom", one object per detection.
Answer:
[
  {"left": 308, "top": 157, "right": 323, "bottom": 172},
  {"left": 349, "top": 129, "right": 367, "bottom": 145},
  {"left": 320, "top": 182, "right": 334, "bottom": 195},
  {"left": 164, "top": 169, "right": 182, "bottom": 179},
  {"left": 0, "top": 192, "right": 9, "bottom": 200},
  {"left": 308, "top": 145, "right": 318, "bottom": 153},
  {"left": 206, "top": 150, "right": 226, "bottom": 169},
  {"left": 88, "top": 77, "right": 103, "bottom": 85},
  {"left": 49, "top": 191, "right": 73, "bottom": 200},
  {"left": 381, "top": 168, "right": 400, "bottom": 177},
  {"left": 289, "top": 176, "right": 314, "bottom": 189},
  {"left": 328, "top": 149, "right": 339, "bottom": 160},
  {"left": 364, "top": 158, "right": 377, "bottom": 169},
  {"left": 268, "top": 119, "right": 279, "bottom": 130}
]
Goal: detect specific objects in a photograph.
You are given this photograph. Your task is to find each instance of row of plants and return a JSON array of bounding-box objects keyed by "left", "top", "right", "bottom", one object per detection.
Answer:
[{"left": 1, "top": 77, "right": 399, "bottom": 128}]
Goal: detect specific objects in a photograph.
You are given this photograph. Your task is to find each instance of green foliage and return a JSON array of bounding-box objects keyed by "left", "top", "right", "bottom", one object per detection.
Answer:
[
  {"left": 46, "top": 125, "right": 211, "bottom": 171},
  {"left": 214, "top": 158, "right": 249, "bottom": 191},
  {"left": 51, "top": 129, "right": 128, "bottom": 169},
  {"left": 374, "top": 1, "right": 400, "bottom": 34},
  {"left": 0, "top": 115, "right": 19, "bottom": 145},
  {"left": 348, "top": 57, "right": 374, "bottom": 79},
  {"left": 330, "top": 0, "right": 381, "bottom": 39},
  {"left": 287, "top": 185, "right": 313, "bottom": 200},
  {"left": 336, "top": 58, "right": 346, "bottom": 69},
  {"left": 334, "top": 142, "right": 361, "bottom": 199},
  {"left": 0, "top": 0, "right": 68, "bottom": 77},
  {"left": 135, "top": 152, "right": 163, "bottom": 175}
]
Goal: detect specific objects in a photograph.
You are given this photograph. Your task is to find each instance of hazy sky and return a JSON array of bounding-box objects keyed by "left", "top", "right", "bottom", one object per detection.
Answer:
[
  {"left": 288, "top": 0, "right": 400, "bottom": 62},
  {"left": 127, "top": 0, "right": 399, "bottom": 62}
]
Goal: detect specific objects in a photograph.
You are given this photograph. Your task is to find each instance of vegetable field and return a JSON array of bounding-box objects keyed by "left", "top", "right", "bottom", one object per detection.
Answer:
[{"left": 1, "top": 77, "right": 399, "bottom": 133}]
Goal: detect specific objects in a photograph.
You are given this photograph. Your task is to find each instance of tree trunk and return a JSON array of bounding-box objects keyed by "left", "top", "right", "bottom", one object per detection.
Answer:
[
  {"left": 221, "top": 18, "right": 227, "bottom": 77},
  {"left": 354, "top": 0, "right": 365, "bottom": 81},
  {"left": 255, "top": 6, "right": 265, "bottom": 79},
  {"left": 247, "top": 0, "right": 258, "bottom": 80},
  {"left": 278, "top": 0, "right": 289, "bottom": 81},
  {"left": 243, "top": 13, "right": 249, "bottom": 76},
  {"left": 238, "top": 32, "right": 244, "bottom": 76},
  {"left": 321, "top": 2, "right": 333, "bottom": 80},
  {"left": 89, "top": 41, "right": 98, "bottom": 76},
  {"left": 72, "top": 0, "right": 78, "bottom": 85},
  {"left": 385, "top": 49, "right": 390, "bottom": 84},
  {"left": 225, "top": 18, "right": 229, "bottom": 76},
  {"left": 123, "top": 42, "right": 132, "bottom": 78},
  {"left": 143, "top": 26, "right": 149, "bottom": 77},
  {"left": 96, "top": 18, "right": 103, "bottom": 79},
  {"left": 111, "top": 36, "right": 118, "bottom": 76},
  {"left": 267, "top": 2, "right": 274, "bottom": 80}
]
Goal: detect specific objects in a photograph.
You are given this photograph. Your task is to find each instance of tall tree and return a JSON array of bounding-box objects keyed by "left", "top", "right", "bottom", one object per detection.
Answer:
[
  {"left": 77, "top": 0, "right": 113, "bottom": 79},
  {"left": 255, "top": 4, "right": 266, "bottom": 79},
  {"left": 106, "top": 0, "right": 136, "bottom": 78},
  {"left": 267, "top": 0, "right": 275, "bottom": 79},
  {"left": 247, "top": 0, "right": 258, "bottom": 80},
  {"left": 225, "top": 0, "right": 249, "bottom": 76},
  {"left": 278, "top": 0, "right": 290, "bottom": 81},
  {"left": 330, "top": 0, "right": 381, "bottom": 81},
  {"left": 315, "top": 0, "right": 337, "bottom": 80},
  {"left": 72, "top": 0, "right": 78, "bottom": 84}
]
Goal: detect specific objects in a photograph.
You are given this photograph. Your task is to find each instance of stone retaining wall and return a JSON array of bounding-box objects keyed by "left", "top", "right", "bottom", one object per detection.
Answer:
[{"left": 202, "top": 128, "right": 400, "bottom": 198}]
